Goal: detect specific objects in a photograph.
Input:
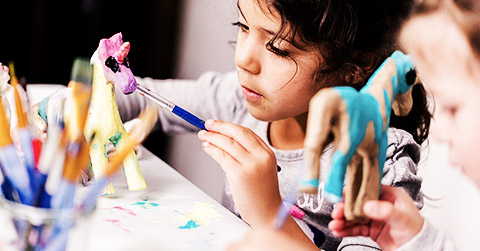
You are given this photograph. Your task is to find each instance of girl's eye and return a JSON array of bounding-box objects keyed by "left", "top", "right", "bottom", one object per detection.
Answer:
[
  {"left": 447, "top": 106, "right": 458, "bottom": 116},
  {"left": 232, "top": 21, "right": 249, "bottom": 32},
  {"left": 441, "top": 105, "right": 458, "bottom": 117},
  {"left": 266, "top": 43, "right": 290, "bottom": 58}
]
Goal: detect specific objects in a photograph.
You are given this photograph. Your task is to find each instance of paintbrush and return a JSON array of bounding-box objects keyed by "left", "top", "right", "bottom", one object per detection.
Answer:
[
  {"left": 80, "top": 105, "right": 156, "bottom": 209},
  {"left": 135, "top": 83, "right": 206, "bottom": 130},
  {"left": 0, "top": 94, "right": 33, "bottom": 205},
  {"left": 9, "top": 62, "right": 40, "bottom": 192},
  {"left": 272, "top": 160, "right": 309, "bottom": 230},
  {"left": 51, "top": 58, "right": 93, "bottom": 209},
  {"left": 45, "top": 58, "right": 93, "bottom": 251},
  {"left": 36, "top": 124, "right": 67, "bottom": 208}
]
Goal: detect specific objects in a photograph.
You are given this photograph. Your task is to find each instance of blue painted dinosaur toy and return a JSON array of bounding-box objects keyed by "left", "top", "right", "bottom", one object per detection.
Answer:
[{"left": 300, "top": 51, "right": 419, "bottom": 222}]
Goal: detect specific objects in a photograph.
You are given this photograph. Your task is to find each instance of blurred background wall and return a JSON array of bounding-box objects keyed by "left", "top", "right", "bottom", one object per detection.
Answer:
[{"left": 166, "top": 0, "right": 237, "bottom": 202}]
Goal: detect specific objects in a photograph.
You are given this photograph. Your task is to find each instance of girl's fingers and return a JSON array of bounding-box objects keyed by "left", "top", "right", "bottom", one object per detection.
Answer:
[
  {"left": 328, "top": 218, "right": 346, "bottom": 232},
  {"left": 329, "top": 222, "right": 370, "bottom": 237},
  {"left": 331, "top": 203, "right": 345, "bottom": 219},
  {"left": 200, "top": 140, "right": 241, "bottom": 171},
  {"left": 363, "top": 200, "right": 394, "bottom": 221},
  {"left": 198, "top": 129, "right": 251, "bottom": 162},
  {"left": 204, "top": 119, "right": 268, "bottom": 150}
]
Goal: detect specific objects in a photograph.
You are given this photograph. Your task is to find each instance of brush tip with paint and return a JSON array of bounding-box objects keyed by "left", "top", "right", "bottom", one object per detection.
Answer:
[{"left": 70, "top": 58, "right": 93, "bottom": 86}]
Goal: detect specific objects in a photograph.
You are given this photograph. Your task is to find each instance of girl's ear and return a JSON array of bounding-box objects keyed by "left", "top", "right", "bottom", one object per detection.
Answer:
[{"left": 348, "top": 51, "right": 381, "bottom": 88}]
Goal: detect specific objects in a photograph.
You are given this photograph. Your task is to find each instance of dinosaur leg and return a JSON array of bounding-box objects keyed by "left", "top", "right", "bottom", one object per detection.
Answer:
[
  {"left": 324, "top": 150, "right": 350, "bottom": 203},
  {"left": 351, "top": 151, "right": 379, "bottom": 221},
  {"left": 345, "top": 122, "right": 379, "bottom": 222},
  {"left": 344, "top": 154, "right": 364, "bottom": 222},
  {"left": 109, "top": 130, "right": 146, "bottom": 191},
  {"left": 90, "top": 139, "right": 115, "bottom": 195},
  {"left": 122, "top": 150, "right": 147, "bottom": 191},
  {"left": 301, "top": 90, "right": 343, "bottom": 193}
]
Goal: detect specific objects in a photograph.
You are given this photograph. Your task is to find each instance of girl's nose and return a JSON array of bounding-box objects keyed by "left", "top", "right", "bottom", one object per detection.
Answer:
[{"left": 234, "top": 37, "right": 261, "bottom": 75}]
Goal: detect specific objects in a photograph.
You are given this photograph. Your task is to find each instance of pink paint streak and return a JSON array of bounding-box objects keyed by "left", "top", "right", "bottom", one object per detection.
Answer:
[
  {"left": 111, "top": 206, "right": 137, "bottom": 216},
  {"left": 104, "top": 206, "right": 137, "bottom": 216},
  {"left": 104, "top": 219, "right": 132, "bottom": 233},
  {"left": 290, "top": 205, "right": 306, "bottom": 220}
]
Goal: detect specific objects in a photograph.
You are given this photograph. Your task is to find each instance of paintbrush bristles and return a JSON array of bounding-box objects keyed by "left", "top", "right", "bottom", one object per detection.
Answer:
[
  {"left": 65, "top": 82, "right": 92, "bottom": 137},
  {"left": 70, "top": 58, "right": 93, "bottom": 86},
  {"left": 12, "top": 82, "right": 28, "bottom": 129},
  {"left": 130, "top": 106, "right": 157, "bottom": 141},
  {"left": 8, "top": 62, "right": 28, "bottom": 129},
  {"left": 63, "top": 141, "right": 90, "bottom": 182},
  {"left": 61, "top": 59, "right": 94, "bottom": 183},
  {"left": 0, "top": 100, "right": 13, "bottom": 147},
  {"left": 105, "top": 106, "right": 156, "bottom": 176},
  {"left": 7, "top": 62, "right": 18, "bottom": 86}
]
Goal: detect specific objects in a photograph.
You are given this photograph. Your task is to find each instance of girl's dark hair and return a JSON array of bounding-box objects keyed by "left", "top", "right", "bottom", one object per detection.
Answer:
[{"left": 258, "top": 0, "right": 431, "bottom": 145}]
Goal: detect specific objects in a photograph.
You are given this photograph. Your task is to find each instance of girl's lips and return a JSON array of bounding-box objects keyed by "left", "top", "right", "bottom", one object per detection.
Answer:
[{"left": 241, "top": 86, "right": 263, "bottom": 102}]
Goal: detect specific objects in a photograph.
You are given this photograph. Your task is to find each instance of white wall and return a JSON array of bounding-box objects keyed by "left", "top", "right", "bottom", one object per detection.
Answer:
[
  {"left": 173, "top": 0, "right": 238, "bottom": 79},
  {"left": 166, "top": 0, "right": 238, "bottom": 202}
]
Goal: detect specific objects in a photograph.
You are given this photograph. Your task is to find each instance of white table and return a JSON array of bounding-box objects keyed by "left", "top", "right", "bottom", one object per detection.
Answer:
[{"left": 0, "top": 147, "right": 249, "bottom": 251}]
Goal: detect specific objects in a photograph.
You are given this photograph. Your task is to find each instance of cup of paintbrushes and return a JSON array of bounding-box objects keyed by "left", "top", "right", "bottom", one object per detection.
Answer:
[{"left": 0, "top": 194, "right": 96, "bottom": 251}]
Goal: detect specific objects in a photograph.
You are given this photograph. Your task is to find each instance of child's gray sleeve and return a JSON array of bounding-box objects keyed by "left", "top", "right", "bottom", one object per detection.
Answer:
[
  {"left": 397, "top": 220, "right": 457, "bottom": 251},
  {"left": 115, "top": 71, "right": 241, "bottom": 133},
  {"left": 382, "top": 128, "right": 424, "bottom": 209}
]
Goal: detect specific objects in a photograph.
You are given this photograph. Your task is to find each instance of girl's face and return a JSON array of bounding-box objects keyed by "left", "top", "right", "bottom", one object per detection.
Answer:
[
  {"left": 234, "top": 0, "right": 323, "bottom": 122},
  {"left": 401, "top": 12, "right": 480, "bottom": 189}
]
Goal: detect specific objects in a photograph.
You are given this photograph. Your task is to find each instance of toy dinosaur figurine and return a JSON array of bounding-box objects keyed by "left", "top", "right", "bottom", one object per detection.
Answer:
[
  {"left": 299, "top": 51, "right": 419, "bottom": 222},
  {"left": 39, "top": 33, "right": 146, "bottom": 194},
  {"left": 84, "top": 32, "right": 145, "bottom": 194}
]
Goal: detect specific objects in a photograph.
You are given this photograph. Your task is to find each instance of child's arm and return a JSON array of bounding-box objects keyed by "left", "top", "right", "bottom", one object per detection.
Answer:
[
  {"left": 227, "top": 226, "right": 318, "bottom": 251},
  {"left": 114, "top": 71, "right": 240, "bottom": 133},
  {"left": 197, "top": 119, "right": 315, "bottom": 247}
]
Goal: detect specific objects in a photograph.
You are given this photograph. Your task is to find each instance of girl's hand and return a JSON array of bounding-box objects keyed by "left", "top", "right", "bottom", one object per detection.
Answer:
[
  {"left": 328, "top": 185, "right": 424, "bottom": 251},
  {"left": 197, "top": 119, "right": 282, "bottom": 226}
]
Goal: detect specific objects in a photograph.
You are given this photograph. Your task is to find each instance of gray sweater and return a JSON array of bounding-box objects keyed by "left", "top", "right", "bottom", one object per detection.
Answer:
[{"left": 116, "top": 71, "right": 424, "bottom": 250}]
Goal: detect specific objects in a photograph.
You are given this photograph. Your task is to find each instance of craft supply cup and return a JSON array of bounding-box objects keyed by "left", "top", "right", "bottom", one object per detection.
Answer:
[{"left": 0, "top": 196, "right": 96, "bottom": 251}]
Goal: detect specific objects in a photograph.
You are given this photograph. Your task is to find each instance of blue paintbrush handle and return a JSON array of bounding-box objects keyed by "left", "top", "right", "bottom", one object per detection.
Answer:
[
  {"left": 0, "top": 145, "right": 34, "bottom": 205},
  {"left": 80, "top": 177, "right": 108, "bottom": 210},
  {"left": 136, "top": 84, "right": 207, "bottom": 130},
  {"left": 172, "top": 106, "right": 206, "bottom": 130}
]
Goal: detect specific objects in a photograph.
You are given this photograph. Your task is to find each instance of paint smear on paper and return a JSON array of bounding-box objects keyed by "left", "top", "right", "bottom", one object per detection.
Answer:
[
  {"left": 175, "top": 202, "right": 223, "bottom": 229},
  {"left": 103, "top": 206, "right": 137, "bottom": 216},
  {"left": 179, "top": 220, "right": 200, "bottom": 229},
  {"left": 131, "top": 201, "right": 160, "bottom": 209},
  {"left": 104, "top": 219, "right": 132, "bottom": 233}
]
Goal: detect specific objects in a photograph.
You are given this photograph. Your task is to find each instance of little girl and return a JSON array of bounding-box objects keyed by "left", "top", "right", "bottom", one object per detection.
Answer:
[{"left": 116, "top": 0, "right": 430, "bottom": 250}]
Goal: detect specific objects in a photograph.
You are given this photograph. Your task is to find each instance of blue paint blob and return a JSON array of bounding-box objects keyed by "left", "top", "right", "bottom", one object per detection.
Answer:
[{"left": 179, "top": 220, "right": 199, "bottom": 229}]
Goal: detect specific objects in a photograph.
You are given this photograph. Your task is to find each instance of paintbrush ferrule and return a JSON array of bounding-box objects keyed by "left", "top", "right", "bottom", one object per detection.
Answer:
[
  {"left": 136, "top": 83, "right": 206, "bottom": 130},
  {"left": 136, "top": 84, "right": 174, "bottom": 111}
]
